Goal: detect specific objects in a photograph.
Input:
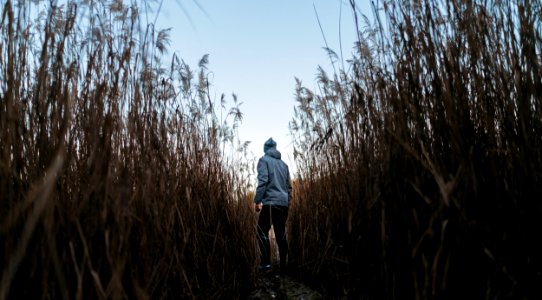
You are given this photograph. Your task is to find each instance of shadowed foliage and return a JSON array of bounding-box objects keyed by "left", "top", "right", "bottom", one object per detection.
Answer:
[
  {"left": 0, "top": 1, "right": 257, "bottom": 299},
  {"left": 288, "top": 0, "right": 542, "bottom": 299},
  {"left": 2, "top": 0, "right": 542, "bottom": 299}
]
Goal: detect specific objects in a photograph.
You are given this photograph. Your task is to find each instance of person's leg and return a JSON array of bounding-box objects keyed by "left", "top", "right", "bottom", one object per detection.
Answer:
[
  {"left": 271, "top": 205, "right": 289, "bottom": 272},
  {"left": 257, "top": 205, "right": 272, "bottom": 268}
]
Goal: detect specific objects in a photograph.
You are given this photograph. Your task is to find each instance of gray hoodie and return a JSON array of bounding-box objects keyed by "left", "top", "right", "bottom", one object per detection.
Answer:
[{"left": 253, "top": 138, "right": 292, "bottom": 207}]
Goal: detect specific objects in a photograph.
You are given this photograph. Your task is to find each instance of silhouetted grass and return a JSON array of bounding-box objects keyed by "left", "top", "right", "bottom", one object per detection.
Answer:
[
  {"left": 0, "top": 1, "right": 257, "bottom": 299},
  {"left": 289, "top": 0, "right": 542, "bottom": 299}
]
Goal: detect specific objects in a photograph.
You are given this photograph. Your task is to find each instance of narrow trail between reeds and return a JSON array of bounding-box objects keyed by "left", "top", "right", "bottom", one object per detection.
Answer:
[{"left": 248, "top": 269, "right": 323, "bottom": 300}]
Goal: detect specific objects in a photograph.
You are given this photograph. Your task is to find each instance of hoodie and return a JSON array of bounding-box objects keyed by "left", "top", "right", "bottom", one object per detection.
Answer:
[{"left": 253, "top": 138, "right": 292, "bottom": 207}]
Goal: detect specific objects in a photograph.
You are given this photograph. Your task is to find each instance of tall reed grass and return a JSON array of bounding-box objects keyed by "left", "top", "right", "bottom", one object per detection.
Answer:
[
  {"left": 289, "top": 0, "right": 542, "bottom": 299},
  {"left": 0, "top": 1, "right": 257, "bottom": 299}
]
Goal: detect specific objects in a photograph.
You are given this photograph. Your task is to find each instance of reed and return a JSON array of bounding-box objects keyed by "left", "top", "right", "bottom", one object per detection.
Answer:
[
  {"left": 0, "top": 1, "right": 257, "bottom": 299},
  {"left": 289, "top": 0, "right": 542, "bottom": 298}
]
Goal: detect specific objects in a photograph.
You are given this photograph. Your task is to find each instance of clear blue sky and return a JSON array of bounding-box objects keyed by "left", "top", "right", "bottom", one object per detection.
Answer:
[{"left": 155, "top": 0, "right": 372, "bottom": 174}]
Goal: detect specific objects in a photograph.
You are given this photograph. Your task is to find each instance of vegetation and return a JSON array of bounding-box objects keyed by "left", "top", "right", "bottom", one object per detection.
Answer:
[
  {"left": 289, "top": 0, "right": 542, "bottom": 299},
  {"left": 2, "top": 0, "right": 541, "bottom": 299},
  {"left": 0, "top": 1, "right": 256, "bottom": 299}
]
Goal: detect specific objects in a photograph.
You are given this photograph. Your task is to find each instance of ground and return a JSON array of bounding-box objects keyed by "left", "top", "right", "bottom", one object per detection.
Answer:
[{"left": 248, "top": 268, "right": 324, "bottom": 300}]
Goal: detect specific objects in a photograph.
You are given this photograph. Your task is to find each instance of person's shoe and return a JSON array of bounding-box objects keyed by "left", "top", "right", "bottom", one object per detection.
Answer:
[{"left": 258, "top": 264, "right": 272, "bottom": 272}]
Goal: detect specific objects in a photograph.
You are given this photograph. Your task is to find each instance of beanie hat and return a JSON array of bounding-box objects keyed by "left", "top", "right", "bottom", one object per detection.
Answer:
[{"left": 264, "top": 138, "right": 277, "bottom": 152}]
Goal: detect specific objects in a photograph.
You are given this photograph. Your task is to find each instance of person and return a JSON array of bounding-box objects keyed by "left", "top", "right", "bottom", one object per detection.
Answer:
[{"left": 254, "top": 138, "right": 292, "bottom": 273}]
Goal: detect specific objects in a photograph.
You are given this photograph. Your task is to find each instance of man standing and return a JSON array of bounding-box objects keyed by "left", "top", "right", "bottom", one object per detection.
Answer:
[{"left": 254, "top": 138, "right": 292, "bottom": 273}]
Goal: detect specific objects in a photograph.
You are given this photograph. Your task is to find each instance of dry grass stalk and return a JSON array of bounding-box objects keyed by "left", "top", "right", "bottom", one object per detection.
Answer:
[
  {"left": 289, "top": 0, "right": 542, "bottom": 299},
  {"left": 0, "top": 1, "right": 257, "bottom": 299}
]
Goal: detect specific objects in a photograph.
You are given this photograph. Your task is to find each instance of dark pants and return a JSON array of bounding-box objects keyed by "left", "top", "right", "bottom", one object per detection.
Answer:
[{"left": 257, "top": 205, "right": 289, "bottom": 268}]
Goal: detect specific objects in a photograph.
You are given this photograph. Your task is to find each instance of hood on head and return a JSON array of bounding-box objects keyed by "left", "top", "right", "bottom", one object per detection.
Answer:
[
  {"left": 264, "top": 138, "right": 281, "bottom": 159},
  {"left": 264, "top": 138, "right": 277, "bottom": 152}
]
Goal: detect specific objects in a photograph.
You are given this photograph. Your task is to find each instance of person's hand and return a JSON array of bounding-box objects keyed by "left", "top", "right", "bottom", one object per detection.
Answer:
[{"left": 255, "top": 203, "right": 263, "bottom": 212}]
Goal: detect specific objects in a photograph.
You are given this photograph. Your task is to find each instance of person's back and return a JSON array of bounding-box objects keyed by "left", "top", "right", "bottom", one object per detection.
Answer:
[
  {"left": 254, "top": 141, "right": 290, "bottom": 207},
  {"left": 254, "top": 138, "right": 291, "bottom": 273}
]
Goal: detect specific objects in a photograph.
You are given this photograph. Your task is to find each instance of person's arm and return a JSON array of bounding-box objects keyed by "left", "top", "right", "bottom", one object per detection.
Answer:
[
  {"left": 287, "top": 166, "right": 292, "bottom": 203},
  {"left": 253, "top": 158, "right": 268, "bottom": 206}
]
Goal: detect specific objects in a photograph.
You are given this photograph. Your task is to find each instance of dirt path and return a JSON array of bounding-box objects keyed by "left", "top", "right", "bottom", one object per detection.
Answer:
[{"left": 248, "top": 269, "right": 323, "bottom": 300}]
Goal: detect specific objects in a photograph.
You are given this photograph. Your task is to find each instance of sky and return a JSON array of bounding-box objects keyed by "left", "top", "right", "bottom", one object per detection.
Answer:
[{"left": 154, "top": 0, "right": 372, "bottom": 175}]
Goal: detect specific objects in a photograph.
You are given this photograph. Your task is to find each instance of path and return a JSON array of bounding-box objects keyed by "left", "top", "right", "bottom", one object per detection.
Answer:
[{"left": 248, "top": 268, "right": 323, "bottom": 300}]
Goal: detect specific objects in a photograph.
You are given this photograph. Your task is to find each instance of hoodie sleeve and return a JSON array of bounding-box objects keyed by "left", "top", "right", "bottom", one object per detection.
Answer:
[
  {"left": 287, "top": 166, "right": 292, "bottom": 203},
  {"left": 253, "top": 158, "right": 268, "bottom": 204}
]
